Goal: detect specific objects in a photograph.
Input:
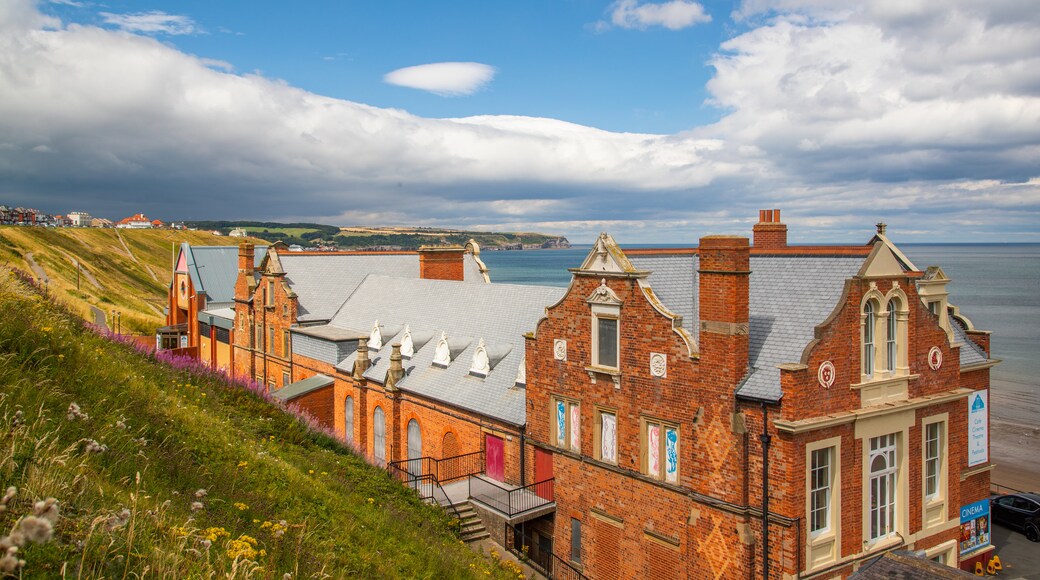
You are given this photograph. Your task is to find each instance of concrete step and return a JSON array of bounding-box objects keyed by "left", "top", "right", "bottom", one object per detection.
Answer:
[{"left": 461, "top": 529, "right": 490, "bottom": 543}]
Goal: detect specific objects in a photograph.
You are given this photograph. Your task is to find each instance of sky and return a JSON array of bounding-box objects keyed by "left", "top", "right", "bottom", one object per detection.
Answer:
[{"left": 0, "top": 0, "right": 1038, "bottom": 244}]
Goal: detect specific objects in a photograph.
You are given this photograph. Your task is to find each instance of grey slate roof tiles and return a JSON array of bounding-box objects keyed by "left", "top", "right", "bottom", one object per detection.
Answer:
[
  {"left": 952, "top": 317, "right": 989, "bottom": 367},
  {"left": 280, "top": 253, "right": 486, "bottom": 322},
  {"left": 322, "top": 275, "right": 564, "bottom": 426},
  {"left": 182, "top": 245, "right": 267, "bottom": 307},
  {"left": 632, "top": 252, "right": 864, "bottom": 402}
]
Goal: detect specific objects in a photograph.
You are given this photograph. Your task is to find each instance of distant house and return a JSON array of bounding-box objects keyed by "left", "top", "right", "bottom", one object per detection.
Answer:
[
  {"left": 90, "top": 217, "right": 114, "bottom": 228},
  {"left": 228, "top": 228, "right": 248, "bottom": 237},
  {"left": 68, "top": 211, "right": 92, "bottom": 227},
  {"left": 151, "top": 219, "right": 165, "bottom": 228},
  {"left": 116, "top": 213, "right": 153, "bottom": 229}
]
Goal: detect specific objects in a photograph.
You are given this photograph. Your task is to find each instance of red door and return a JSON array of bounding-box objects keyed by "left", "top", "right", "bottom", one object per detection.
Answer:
[
  {"left": 534, "top": 447, "right": 554, "bottom": 500},
  {"left": 485, "top": 434, "right": 504, "bottom": 481}
]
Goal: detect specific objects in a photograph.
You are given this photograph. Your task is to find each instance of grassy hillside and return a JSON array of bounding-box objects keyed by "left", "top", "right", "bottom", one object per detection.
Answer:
[
  {"left": 0, "top": 227, "right": 263, "bottom": 335},
  {"left": 0, "top": 267, "right": 519, "bottom": 578}
]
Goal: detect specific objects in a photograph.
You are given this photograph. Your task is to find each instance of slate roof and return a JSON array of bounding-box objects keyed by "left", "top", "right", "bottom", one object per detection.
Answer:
[
  {"left": 180, "top": 244, "right": 267, "bottom": 307},
  {"left": 320, "top": 275, "right": 565, "bottom": 426},
  {"left": 279, "top": 253, "right": 487, "bottom": 323},
  {"left": 952, "top": 317, "right": 989, "bottom": 367},
  {"left": 629, "top": 252, "right": 864, "bottom": 403},
  {"left": 273, "top": 374, "right": 335, "bottom": 401}
]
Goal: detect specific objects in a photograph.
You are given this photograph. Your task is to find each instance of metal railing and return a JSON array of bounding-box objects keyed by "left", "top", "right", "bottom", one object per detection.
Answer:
[
  {"left": 991, "top": 481, "right": 1027, "bottom": 496},
  {"left": 504, "top": 525, "right": 588, "bottom": 580},
  {"left": 469, "top": 477, "right": 555, "bottom": 519},
  {"left": 386, "top": 461, "right": 463, "bottom": 523},
  {"left": 387, "top": 450, "right": 484, "bottom": 484}
]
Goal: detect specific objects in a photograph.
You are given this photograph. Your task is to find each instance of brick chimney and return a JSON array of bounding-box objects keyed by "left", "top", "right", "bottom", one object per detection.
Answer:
[
  {"left": 418, "top": 245, "right": 465, "bottom": 281},
  {"left": 235, "top": 243, "right": 256, "bottom": 302},
  {"left": 698, "top": 236, "right": 750, "bottom": 387},
  {"left": 752, "top": 209, "right": 787, "bottom": 249}
]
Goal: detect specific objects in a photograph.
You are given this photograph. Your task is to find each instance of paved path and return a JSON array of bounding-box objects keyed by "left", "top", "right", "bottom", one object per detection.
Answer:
[
  {"left": 90, "top": 306, "right": 108, "bottom": 331},
  {"left": 24, "top": 252, "right": 49, "bottom": 284},
  {"left": 57, "top": 249, "right": 103, "bottom": 290},
  {"left": 115, "top": 230, "right": 158, "bottom": 281}
]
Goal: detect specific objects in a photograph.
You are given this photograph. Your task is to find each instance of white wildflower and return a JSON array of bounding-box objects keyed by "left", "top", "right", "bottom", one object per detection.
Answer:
[
  {"left": 0, "top": 547, "right": 24, "bottom": 574},
  {"left": 190, "top": 502, "right": 204, "bottom": 512},
  {"left": 83, "top": 439, "right": 108, "bottom": 453},
  {"left": 194, "top": 489, "right": 207, "bottom": 499},
  {"left": 32, "top": 498, "right": 59, "bottom": 523},
  {"left": 17, "top": 516, "right": 53, "bottom": 544},
  {"left": 105, "top": 508, "right": 131, "bottom": 531},
  {"left": 66, "top": 402, "right": 89, "bottom": 421}
]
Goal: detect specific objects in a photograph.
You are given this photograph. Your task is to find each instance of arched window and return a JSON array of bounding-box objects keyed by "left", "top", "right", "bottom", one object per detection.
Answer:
[
  {"left": 863, "top": 300, "right": 877, "bottom": 377},
  {"left": 344, "top": 396, "right": 354, "bottom": 443},
  {"left": 886, "top": 298, "right": 900, "bottom": 372},
  {"left": 373, "top": 407, "right": 386, "bottom": 464},
  {"left": 442, "top": 431, "right": 459, "bottom": 458},
  {"left": 407, "top": 419, "right": 422, "bottom": 475}
]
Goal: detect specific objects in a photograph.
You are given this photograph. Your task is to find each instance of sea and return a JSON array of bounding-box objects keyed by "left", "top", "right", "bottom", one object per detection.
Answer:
[{"left": 479, "top": 244, "right": 1040, "bottom": 426}]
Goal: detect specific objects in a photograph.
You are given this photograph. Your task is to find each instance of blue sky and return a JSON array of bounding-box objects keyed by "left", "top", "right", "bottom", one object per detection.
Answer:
[{"left": 2, "top": 0, "right": 1039, "bottom": 243}]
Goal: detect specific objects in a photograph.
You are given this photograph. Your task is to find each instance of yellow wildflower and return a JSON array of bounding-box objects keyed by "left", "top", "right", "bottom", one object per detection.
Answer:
[
  {"left": 234, "top": 502, "right": 249, "bottom": 511},
  {"left": 237, "top": 461, "right": 249, "bottom": 468}
]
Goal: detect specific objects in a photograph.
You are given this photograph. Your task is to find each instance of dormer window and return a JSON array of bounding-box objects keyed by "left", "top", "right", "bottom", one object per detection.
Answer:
[
  {"left": 400, "top": 326, "right": 414, "bottom": 358},
  {"left": 368, "top": 320, "right": 382, "bottom": 351},
  {"left": 470, "top": 338, "right": 490, "bottom": 377},
  {"left": 862, "top": 288, "right": 908, "bottom": 382}
]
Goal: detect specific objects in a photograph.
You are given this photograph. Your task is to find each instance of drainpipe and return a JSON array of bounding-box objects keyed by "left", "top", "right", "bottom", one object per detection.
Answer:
[
  {"left": 761, "top": 402, "right": 772, "bottom": 580},
  {"left": 519, "top": 424, "right": 526, "bottom": 487}
]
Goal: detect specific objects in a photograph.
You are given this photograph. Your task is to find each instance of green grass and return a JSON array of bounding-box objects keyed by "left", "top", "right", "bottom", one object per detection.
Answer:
[{"left": 0, "top": 268, "right": 520, "bottom": 579}]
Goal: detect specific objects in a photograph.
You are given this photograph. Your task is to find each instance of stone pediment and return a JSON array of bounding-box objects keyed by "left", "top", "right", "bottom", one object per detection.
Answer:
[
  {"left": 586, "top": 279, "right": 623, "bottom": 306},
  {"left": 575, "top": 233, "right": 646, "bottom": 277}
]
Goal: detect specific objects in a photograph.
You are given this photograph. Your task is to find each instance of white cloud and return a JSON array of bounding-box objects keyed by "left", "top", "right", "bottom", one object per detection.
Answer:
[
  {"left": 607, "top": 0, "right": 711, "bottom": 30},
  {"left": 0, "top": 0, "right": 1037, "bottom": 243},
  {"left": 99, "top": 10, "right": 198, "bottom": 35},
  {"left": 384, "top": 62, "right": 496, "bottom": 97}
]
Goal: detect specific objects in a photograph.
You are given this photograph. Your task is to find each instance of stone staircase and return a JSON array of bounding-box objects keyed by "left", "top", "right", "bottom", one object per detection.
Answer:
[{"left": 453, "top": 502, "right": 489, "bottom": 543}]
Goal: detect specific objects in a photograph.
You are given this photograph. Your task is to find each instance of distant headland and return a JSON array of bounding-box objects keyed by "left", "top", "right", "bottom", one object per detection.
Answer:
[{"left": 183, "top": 221, "right": 571, "bottom": 251}]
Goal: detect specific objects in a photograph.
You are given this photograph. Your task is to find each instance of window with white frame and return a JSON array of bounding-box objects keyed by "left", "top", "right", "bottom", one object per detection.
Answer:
[
  {"left": 868, "top": 433, "right": 898, "bottom": 541},
  {"left": 642, "top": 418, "right": 679, "bottom": 483},
  {"left": 863, "top": 300, "right": 877, "bottom": 377},
  {"left": 344, "top": 396, "right": 354, "bottom": 443},
  {"left": 594, "top": 409, "right": 617, "bottom": 464},
  {"left": 373, "top": 406, "right": 386, "bottom": 464},
  {"left": 886, "top": 299, "right": 899, "bottom": 372},
  {"left": 593, "top": 316, "right": 619, "bottom": 368},
  {"left": 553, "top": 397, "right": 580, "bottom": 453},
  {"left": 810, "top": 447, "right": 833, "bottom": 535},
  {"left": 924, "top": 422, "right": 943, "bottom": 499}
]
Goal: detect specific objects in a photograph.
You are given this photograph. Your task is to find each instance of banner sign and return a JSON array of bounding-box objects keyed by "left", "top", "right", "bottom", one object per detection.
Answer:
[
  {"left": 967, "top": 390, "right": 988, "bottom": 467},
  {"left": 959, "top": 499, "right": 990, "bottom": 556}
]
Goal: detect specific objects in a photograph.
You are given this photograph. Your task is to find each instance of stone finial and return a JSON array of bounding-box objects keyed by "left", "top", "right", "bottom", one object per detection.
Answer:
[
  {"left": 353, "top": 339, "right": 370, "bottom": 380},
  {"left": 386, "top": 343, "right": 405, "bottom": 389},
  {"left": 876, "top": 222, "right": 887, "bottom": 235}
]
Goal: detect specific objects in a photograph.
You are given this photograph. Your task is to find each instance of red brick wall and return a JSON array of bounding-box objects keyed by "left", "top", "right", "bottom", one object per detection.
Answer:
[{"left": 418, "top": 248, "right": 465, "bottom": 281}]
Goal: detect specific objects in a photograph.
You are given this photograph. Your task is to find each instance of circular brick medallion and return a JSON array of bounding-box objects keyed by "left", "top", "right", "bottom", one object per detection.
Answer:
[
  {"left": 818, "top": 361, "right": 835, "bottom": 389},
  {"left": 928, "top": 346, "right": 943, "bottom": 370}
]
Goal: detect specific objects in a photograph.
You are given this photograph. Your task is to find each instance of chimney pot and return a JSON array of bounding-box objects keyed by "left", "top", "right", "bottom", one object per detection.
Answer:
[
  {"left": 752, "top": 209, "right": 788, "bottom": 249},
  {"left": 353, "top": 339, "right": 370, "bottom": 379},
  {"left": 387, "top": 343, "right": 405, "bottom": 387}
]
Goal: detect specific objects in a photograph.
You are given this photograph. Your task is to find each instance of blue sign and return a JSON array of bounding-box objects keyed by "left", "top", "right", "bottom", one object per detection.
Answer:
[{"left": 959, "top": 499, "right": 990, "bottom": 556}]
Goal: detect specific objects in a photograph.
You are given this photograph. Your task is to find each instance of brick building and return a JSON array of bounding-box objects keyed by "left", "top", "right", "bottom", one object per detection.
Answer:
[
  {"left": 521, "top": 211, "right": 994, "bottom": 577},
  {"left": 177, "top": 211, "right": 994, "bottom": 578},
  {"left": 230, "top": 242, "right": 491, "bottom": 390},
  {"left": 160, "top": 243, "right": 268, "bottom": 361}
]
